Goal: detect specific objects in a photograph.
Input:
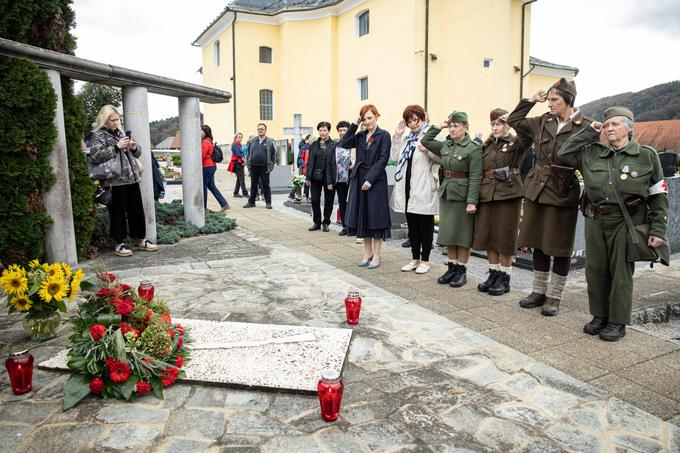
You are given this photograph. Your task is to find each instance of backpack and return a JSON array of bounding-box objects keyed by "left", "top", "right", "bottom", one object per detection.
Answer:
[{"left": 212, "top": 142, "right": 224, "bottom": 163}]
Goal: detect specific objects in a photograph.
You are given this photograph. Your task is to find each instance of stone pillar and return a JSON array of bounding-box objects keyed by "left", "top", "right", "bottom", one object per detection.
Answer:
[
  {"left": 42, "top": 69, "right": 78, "bottom": 265},
  {"left": 122, "top": 86, "right": 156, "bottom": 242},
  {"left": 178, "top": 96, "right": 204, "bottom": 227}
]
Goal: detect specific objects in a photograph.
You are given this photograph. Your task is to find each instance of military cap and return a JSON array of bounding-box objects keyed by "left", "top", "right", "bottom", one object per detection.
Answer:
[
  {"left": 448, "top": 111, "right": 468, "bottom": 123},
  {"left": 489, "top": 108, "right": 509, "bottom": 122},
  {"left": 603, "top": 106, "right": 634, "bottom": 122},
  {"left": 550, "top": 77, "right": 577, "bottom": 98}
]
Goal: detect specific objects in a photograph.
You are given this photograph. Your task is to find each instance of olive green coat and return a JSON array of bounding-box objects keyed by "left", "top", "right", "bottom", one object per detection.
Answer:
[
  {"left": 508, "top": 99, "right": 591, "bottom": 207},
  {"left": 479, "top": 133, "right": 529, "bottom": 203}
]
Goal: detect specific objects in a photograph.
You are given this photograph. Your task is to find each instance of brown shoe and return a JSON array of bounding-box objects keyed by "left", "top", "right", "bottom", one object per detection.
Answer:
[
  {"left": 519, "top": 292, "right": 546, "bottom": 308},
  {"left": 541, "top": 297, "right": 560, "bottom": 316}
]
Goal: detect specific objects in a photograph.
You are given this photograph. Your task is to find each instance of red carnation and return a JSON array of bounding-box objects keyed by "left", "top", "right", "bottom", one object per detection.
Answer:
[
  {"left": 177, "top": 337, "right": 184, "bottom": 350},
  {"left": 110, "top": 297, "right": 123, "bottom": 307},
  {"left": 143, "top": 308, "right": 153, "bottom": 324},
  {"left": 89, "top": 324, "right": 106, "bottom": 341},
  {"left": 160, "top": 314, "right": 172, "bottom": 325},
  {"left": 161, "top": 366, "right": 180, "bottom": 387},
  {"left": 175, "top": 324, "right": 184, "bottom": 335},
  {"left": 115, "top": 300, "right": 135, "bottom": 316},
  {"left": 106, "top": 358, "right": 132, "bottom": 383},
  {"left": 167, "top": 329, "right": 175, "bottom": 339},
  {"left": 96, "top": 288, "right": 110, "bottom": 297},
  {"left": 102, "top": 273, "right": 117, "bottom": 281},
  {"left": 136, "top": 381, "right": 152, "bottom": 396},
  {"left": 368, "top": 137, "right": 375, "bottom": 142},
  {"left": 89, "top": 376, "right": 104, "bottom": 394},
  {"left": 120, "top": 283, "right": 131, "bottom": 291},
  {"left": 175, "top": 355, "right": 184, "bottom": 368},
  {"left": 120, "top": 322, "right": 139, "bottom": 338}
]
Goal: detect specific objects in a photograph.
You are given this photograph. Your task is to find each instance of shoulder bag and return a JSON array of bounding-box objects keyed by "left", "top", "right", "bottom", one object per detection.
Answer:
[{"left": 88, "top": 152, "right": 124, "bottom": 181}]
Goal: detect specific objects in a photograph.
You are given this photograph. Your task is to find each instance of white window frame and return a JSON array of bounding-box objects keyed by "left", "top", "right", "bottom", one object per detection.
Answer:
[
  {"left": 356, "top": 10, "right": 369, "bottom": 37},
  {"left": 357, "top": 76, "right": 368, "bottom": 101},
  {"left": 259, "top": 89, "right": 273, "bottom": 121},
  {"left": 213, "top": 40, "right": 221, "bottom": 67},
  {"left": 259, "top": 46, "right": 273, "bottom": 64}
]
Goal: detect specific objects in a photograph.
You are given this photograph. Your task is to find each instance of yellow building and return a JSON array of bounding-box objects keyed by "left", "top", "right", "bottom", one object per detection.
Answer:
[{"left": 193, "top": 0, "right": 578, "bottom": 144}]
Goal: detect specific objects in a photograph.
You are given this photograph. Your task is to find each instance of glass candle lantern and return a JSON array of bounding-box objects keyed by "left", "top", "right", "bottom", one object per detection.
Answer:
[
  {"left": 317, "top": 370, "right": 343, "bottom": 422},
  {"left": 5, "top": 349, "right": 34, "bottom": 395},
  {"left": 137, "top": 280, "right": 155, "bottom": 301},
  {"left": 344, "top": 291, "right": 362, "bottom": 325}
]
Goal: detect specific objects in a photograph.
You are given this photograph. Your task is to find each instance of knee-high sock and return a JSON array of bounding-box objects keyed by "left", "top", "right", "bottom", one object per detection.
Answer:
[
  {"left": 532, "top": 270, "right": 549, "bottom": 295},
  {"left": 547, "top": 273, "right": 567, "bottom": 301}
]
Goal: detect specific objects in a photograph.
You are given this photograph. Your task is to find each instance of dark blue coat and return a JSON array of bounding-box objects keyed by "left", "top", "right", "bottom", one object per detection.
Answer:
[{"left": 338, "top": 123, "right": 391, "bottom": 231}]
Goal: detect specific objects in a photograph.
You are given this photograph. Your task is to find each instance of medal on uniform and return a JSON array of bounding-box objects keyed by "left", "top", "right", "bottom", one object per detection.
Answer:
[
  {"left": 622, "top": 165, "right": 630, "bottom": 173},
  {"left": 502, "top": 144, "right": 508, "bottom": 152},
  {"left": 620, "top": 174, "right": 628, "bottom": 181},
  {"left": 457, "top": 155, "right": 462, "bottom": 160},
  {"left": 631, "top": 171, "right": 638, "bottom": 178}
]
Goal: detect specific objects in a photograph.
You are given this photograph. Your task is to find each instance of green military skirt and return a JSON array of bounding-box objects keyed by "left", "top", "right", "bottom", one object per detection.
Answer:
[
  {"left": 472, "top": 198, "right": 522, "bottom": 255},
  {"left": 437, "top": 198, "right": 474, "bottom": 247}
]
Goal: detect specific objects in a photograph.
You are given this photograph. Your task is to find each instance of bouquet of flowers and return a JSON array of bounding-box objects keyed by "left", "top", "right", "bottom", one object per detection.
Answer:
[
  {"left": 63, "top": 272, "right": 189, "bottom": 410},
  {"left": 292, "top": 174, "right": 307, "bottom": 187}
]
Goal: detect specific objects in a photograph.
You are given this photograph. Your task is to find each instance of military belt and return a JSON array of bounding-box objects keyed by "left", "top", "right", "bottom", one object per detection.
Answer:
[
  {"left": 590, "top": 197, "right": 642, "bottom": 215},
  {"left": 483, "top": 168, "right": 520, "bottom": 179},
  {"left": 442, "top": 170, "right": 469, "bottom": 179}
]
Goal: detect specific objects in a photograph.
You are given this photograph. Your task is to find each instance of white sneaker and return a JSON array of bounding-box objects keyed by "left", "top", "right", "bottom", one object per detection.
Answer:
[
  {"left": 137, "top": 240, "right": 158, "bottom": 252},
  {"left": 415, "top": 262, "right": 430, "bottom": 274},
  {"left": 115, "top": 243, "right": 133, "bottom": 257},
  {"left": 401, "top": 260, "right": 420, "bottom": 272},
  {"left": 355, "top": 238, "right": 363, "bottom": 244}
]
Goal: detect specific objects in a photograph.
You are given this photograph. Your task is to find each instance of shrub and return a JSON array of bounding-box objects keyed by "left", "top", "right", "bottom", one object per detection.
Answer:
[{"left": 171, "top": 155, "right": 181, "bottom": 166}]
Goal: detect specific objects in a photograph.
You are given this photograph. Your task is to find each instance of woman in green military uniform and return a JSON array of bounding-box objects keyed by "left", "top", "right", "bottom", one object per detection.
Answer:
[
  {"left": 557, "top": 106, "right": 668, "bottom": 341},
  {"left": 473, "top": 109, "right": 531, "bottom": 296},
  {"left": 421, "top": 111, "right": 483, "bottom": 288}
]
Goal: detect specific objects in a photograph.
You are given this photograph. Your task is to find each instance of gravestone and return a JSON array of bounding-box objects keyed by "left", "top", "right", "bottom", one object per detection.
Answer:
[{"left": 269, "top": 114, "right": 313, "bottom": 192}]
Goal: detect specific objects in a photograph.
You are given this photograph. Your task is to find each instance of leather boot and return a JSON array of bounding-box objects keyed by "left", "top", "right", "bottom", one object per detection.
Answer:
[
  {"left": 437, "top": 262, "right": 457, "bottom": 284},
  {"left": 519, "top": 292, "right": 546, "bottom": 308},
  {"left": 477, "top": 270, "right": 499, "bottom": 292},
  {"left": 583, "top": 316, "right": 608, "bottom": 335},
  {"left": 449, "top": 265, "right": 467, "bottom": 288},
  {"left": 541, "top": 297, "right": 560, "bottom": 316},
  {"left": 599, "top": 323, "right": 626, "bottom": 341},
  {"left": 488, "top": 272, "right": 510, "bottom": 296}
]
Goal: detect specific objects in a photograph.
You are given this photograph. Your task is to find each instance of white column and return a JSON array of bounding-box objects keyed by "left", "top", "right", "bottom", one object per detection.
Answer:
[
  {"left": 42, "top": 69, "right": 77, "bottom": 265},
  {"left": 178, "top": 96, "right": 204, "bottom": 227},
  {"left": 122, "top": 86, "right": 156, "bottom": 242}
]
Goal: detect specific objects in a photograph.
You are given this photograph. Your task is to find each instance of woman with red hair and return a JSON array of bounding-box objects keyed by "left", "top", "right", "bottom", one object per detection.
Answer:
[{"left": 338, "top": 105, "right": 392, "bottom": 269}]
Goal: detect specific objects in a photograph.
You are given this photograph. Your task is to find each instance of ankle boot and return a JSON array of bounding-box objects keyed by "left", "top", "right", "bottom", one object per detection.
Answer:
[
  {"left": 477, "top": 270, "right": 499, "bottom": 292},
  {"left": 599, "top": 323, "right": 626, "bottom": 341},
  {"left": 449, "top": 265, "right": 467, "bottom": 288},
  {"left": 488, "top": 272, "right": 510, "bottom": 296},
  {"left": 437, "top": 262, "right": 457, "bottom": 284},
  {"left": 541, "top": 297, "right": 560, "bottom": 316},
  {"left": 519, "top": 292, "right": 546, "bottom": 308},
  {"left": 583, "top": 316, "right": 608, "bottom": 335}
]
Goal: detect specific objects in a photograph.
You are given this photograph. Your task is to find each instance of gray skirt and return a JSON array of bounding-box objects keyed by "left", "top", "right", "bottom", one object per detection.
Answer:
[{"left": 437, "top": 198, "right": 474, "bottom": 247}]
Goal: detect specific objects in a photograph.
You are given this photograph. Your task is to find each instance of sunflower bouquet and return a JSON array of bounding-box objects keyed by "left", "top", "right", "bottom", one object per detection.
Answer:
[
  {"left": 1, "top": 261, "right": 84, "bottom": 340},
  {"left": 63, "top": 272, "right": 190, "bottom": 410}
]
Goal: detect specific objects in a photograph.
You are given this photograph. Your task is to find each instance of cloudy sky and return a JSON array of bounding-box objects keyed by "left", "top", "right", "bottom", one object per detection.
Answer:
[{"left": 71, "top": 0, "right": 680, "bottom": 121}]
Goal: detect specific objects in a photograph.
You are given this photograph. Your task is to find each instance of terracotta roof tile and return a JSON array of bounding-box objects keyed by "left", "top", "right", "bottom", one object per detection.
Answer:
[{"left": 634, "top": 119, "right": 680, "bottom": 152}]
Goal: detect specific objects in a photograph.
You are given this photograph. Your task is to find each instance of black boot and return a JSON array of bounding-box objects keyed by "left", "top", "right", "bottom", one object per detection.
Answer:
[
  {"left": 449, "top": 265, "right": 467, "bottom": 288},
  {"left": 488, "top": 272, "right": 510, "bottom": 296},
  {"left": 599, "top": 323, "right": 626, "bottom": 341},
  {"left": 478, "top": 270, "right": 499, "bottom": 292},
  {"left": 437, "top": 262, "right": 457, "bottom": 284},
  {"left": 583, "top": 316, "right": 608, "bottom": 335}
]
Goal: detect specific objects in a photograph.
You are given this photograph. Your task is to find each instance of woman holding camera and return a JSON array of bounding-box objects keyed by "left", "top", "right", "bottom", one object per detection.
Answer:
[{"left": 90, "top": 105, "right": 157, "bottom": 257}]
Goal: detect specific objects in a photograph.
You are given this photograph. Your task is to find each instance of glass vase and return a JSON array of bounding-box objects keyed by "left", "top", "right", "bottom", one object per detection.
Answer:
[{"left": 22, "top": 312, "right": 61, "bottom": 342}]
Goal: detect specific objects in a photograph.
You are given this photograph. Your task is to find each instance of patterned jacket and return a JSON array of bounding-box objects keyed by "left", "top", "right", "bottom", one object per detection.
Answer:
[{"left": 90, "top": 128, "right": 142, "bottom": 187}]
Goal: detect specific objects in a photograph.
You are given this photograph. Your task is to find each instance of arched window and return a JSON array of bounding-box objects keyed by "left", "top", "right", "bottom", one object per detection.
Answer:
[
  {"left": 356, "top": 10, "right": 369, "bottom": 37},
  {"left": 260, "top": 89, "right": 273, "bottom": 120},
  {"left": 259, "top": 46, "right": 273, "bottom": 64},
  {"left": 213, "top": 40, "right": 221, "bottom": 66}
]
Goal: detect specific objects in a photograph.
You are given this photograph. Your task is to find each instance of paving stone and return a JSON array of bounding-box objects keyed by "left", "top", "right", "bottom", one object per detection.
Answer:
[
  {"left": 166, "top": 408, "right": 227, "bottom": 439},
  {"left": 495, "top": 372, "right": 540, "bottom": 397},
  {"left": 435, "top": 355, "right": 510, "bottom": 387},
  {"left": 263, "top": 435, "right": 324, "bottom": 452},
  {"left": 590, "top": 375, "right": 679, "bottom": 421},
  {"left": 99, "top": 424, "right": 161, "bottom": 450},
  {"left": 515, "top": 437, "right": 569, "bottom": 453},
  {"left": 494, "top": 403, "right": 551, "bottom": 428},
  {"left": 268, "top": 394, "right": 319, "bottom": 422},
  {"left": 473, "top": 417, "right": 532, "bottom": 451},
  {"left": 219, "top": 447, "right": 261, "bottom": 453},
  {"left": 528, "top": 388, "right": 580, "bottom": 418},
  {"left": 161, "top": 383, "right": 192, "bottom": 408},
  {"left": 0, "top": 424, "right": 33, "bottom": 453},
  {"left": 342, "top": 380, "right": 387, "bottom": 404},
  {"left": 289, "top": 410, "right": 346, "bottom": 433},
  {"left": 605, "top": 397, "right": 664, "bottom": 439},
  {"left": 440, "top": 404, "right": 487, "bottom": 434},
  {"left": 185, "top": 387, "right": 227, "bottom": 408},
  {"left": 226, "top": 412, "right": 301, "bottom": 436},
  {"left": 96, "top": 405, "right": 170, "bottom": 424},
  {"left": 610, "top": 433, "right": 664, "bottom": 452},
  {"left": 402, "top": 382, "right": 481, "bottom": 412},
  {"left": 544, "top": 423, "right": 605, "bottom": 452},
  {"left": 568, "top": 408, "right": 605, "bottom": 434},
  {"left": 342, "top": 398, "right": 402, "bottom": 425},
  {"left": 32, "top": 375, "right": 68, "bottom": 401},
  {"left": 159, "top": 438, "right": 214, "bottom": 453},
  {"left": 224, "top": 389, "right": 271, "bottom": 412},
  {"left": 0, "top": 401, "right": 60, "bottom": 425},
  {"left": 315, "top": 427, "right": 369, "bottom": 452},
  {"left": 523, "top": 362, "right": 607, "bottom": 400},
  {"left": 390, "top": 404, "right": 465, "bottom": 444},
  {"left": 529, "top": 349, "right": 609, "bottom": 382},
  {"left": 22, "top": 423, "right": 107, "bottom": 452},
  {"left": 400, "top": 367, "right": 454, "bottom": 387},
  {"left": 348, "top": 419, "right": 416, "bottom": 451},
  {"left": 219, "top": 435, "right": 263, "bottom": 446}
]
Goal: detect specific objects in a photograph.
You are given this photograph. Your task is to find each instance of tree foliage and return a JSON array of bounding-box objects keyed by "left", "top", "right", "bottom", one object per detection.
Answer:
[
  {"left": 150, "top": 116, "right": 179, "bottom": 148},
  {"left": 77, "top": 83, "right": 122, "bottom": 133},
  {"left": 581, "top": 80, "right": 680, "bottom": 122}
]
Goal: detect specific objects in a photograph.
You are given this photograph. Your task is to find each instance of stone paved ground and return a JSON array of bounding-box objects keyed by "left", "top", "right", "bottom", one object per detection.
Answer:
[{"left": 0, "top": 170, "right": 678, "bottom": 452}]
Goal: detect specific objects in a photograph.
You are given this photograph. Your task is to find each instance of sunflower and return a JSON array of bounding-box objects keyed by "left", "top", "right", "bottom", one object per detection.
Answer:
[
  {"left": 11, "top": 294, "right": 32, "bottom": 312},
  {"left": 68, "top": 269, "right": 84, "bottom": 301},
  {"left": 61, "top": 263, "right": 73, "bottom": 277},
  {"left": 0, "top": 269, "right": 28, "bottom": 295},
  {"left": 28, "top": 259, "right": 41, "bottom": 269},
  {"left": 38, "top": 276, "right": 68, "bottom": 303},
  {"left": 43, "top": 263, "right": 64, "bottom": 279}
]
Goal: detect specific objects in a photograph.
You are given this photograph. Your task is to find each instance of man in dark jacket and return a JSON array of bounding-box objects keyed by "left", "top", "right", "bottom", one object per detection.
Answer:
[{"left": 244, "top": 123, "right": 277, "bottom": 209}]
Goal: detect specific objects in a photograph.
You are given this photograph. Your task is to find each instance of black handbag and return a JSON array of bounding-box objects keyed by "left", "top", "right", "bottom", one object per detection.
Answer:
[
  {"left": 94, "top": 185, "right": 112, "bottom": 208},
  {"left": 607, "top": 158, "right": 670, "bottom": 266}
]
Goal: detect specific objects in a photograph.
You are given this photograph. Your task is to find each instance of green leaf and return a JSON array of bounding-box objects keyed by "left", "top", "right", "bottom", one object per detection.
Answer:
[
  {"left": 120, "top": 375, "right": 139, "bottom": 400},
  {"left": 96, "top": 313, "right": 121, "bottom": 326},
  {"left": 63, "top": 373, "right": 91, "bottom": 411},
  {"left": 150, "top": 377, "right": 164, "bottom": 399},
  {"left": 28, "top": 278, "right": 40, "bottom": 296},
  {"left": 112, "top": 329, "right": 126, "bottom": 359},
  {"left": 57, "top": 299, "right": 67, "bottom": 313},
  {"left": 80, "top": 278, "right": 96, "bottom": 291},
  {"left": 67, "top": 356, "right": 86, "bottom": 372}
]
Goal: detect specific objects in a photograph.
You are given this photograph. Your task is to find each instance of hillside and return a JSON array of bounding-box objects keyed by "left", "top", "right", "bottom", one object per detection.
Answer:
[
  {"left": 580, "top": 80, "right": 680, "bottom": 122},
  {"left": 149, "top": 116, "right": 179, "bottom": 147}
]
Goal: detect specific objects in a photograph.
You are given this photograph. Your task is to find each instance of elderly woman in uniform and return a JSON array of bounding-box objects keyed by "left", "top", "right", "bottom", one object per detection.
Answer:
[
  {"left": 508, "top": 78, "right": 590, "bottom": 316},
  {"left": 390, "top": 105, "right": 440, "bottom": 274},
  {"left": 557, "top": 106, "right": 668, "bottom": 341},
  {"left": 421, "top": 111, "right": 482, "bottom": 287},
  {"left": 473, "top": 109, "right": 530, "bottom": 296}
]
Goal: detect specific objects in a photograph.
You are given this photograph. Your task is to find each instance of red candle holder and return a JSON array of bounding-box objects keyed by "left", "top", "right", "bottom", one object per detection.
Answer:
[
  {"left": 317, "top": 370, "right": 343, "bottom": 422},
  {"left": 344, "top": 291, "right": 362, "bottom": 325},
  {"left": 5, "top": 349, "right": 33, "bottom": 395},
  {"left": 137, "top": 280, "right": 155, "bottom": 301}
]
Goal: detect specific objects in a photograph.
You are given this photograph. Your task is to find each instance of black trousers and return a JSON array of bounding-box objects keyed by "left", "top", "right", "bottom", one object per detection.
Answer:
[
  {"left": 110, "top": 183, "right": 146, "bottom": 243},
  {"left": 335, "top": 182, "right": 349, "bottom": 227},
  {"left": 248, "top": 166, "right": 271, "bottom": 204},
  {"left": 310, "top": 181, "right": 335, "bottom": 226},
  {"left": 233, "top": 164, "right": 248, "bottom": 196},
  {"left": 406, "top": 212, "right": 434, "bottom": 261}
]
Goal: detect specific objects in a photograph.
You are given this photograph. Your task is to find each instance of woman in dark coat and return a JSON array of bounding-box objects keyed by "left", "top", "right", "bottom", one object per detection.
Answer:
[
  {"left": 305, "top": 121, "right": 337, "bottom": 231},
  {"left": 338, "top": 104, "right": 391, "bottom": 269}
]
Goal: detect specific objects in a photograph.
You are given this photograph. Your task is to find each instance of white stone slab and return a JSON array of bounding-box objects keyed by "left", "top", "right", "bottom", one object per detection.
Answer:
[{"left": 39, "top": 318, "right": 353, "bottom": 393}]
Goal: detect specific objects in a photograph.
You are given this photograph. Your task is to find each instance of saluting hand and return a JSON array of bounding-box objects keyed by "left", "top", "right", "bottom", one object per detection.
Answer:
[
  {"left": 439, "top": 120, "right": 451, "bottom": 129},
  {"left": 466, "top": 203, "right": 477, "bottom": 214},
  {"left": 395, "top": 120, "right": 406, "bottom": 137},
  {"left": 530, "top": 90, "right": 548, "bottom": 103},
  {"left": 648, "top": 235, "right": 664, "bottom": 247},
  {"left": 590, "top": 121, "right": 603, "bottom": 132}
]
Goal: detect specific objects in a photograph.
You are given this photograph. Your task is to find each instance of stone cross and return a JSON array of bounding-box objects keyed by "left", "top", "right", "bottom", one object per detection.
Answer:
[{"left": 283, "top": 114, "right": 313, "bottom": 170}]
